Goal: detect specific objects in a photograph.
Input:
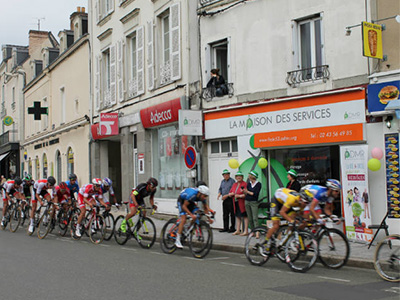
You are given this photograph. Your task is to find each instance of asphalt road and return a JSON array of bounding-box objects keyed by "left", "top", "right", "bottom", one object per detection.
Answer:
[{"left": 0, "top": 228, "right": 399, "bottom": 300}]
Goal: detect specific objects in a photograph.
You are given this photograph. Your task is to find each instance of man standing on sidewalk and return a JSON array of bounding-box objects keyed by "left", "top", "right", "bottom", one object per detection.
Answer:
[{"left": 217, "top": 169, "right": 235, "bottom": 233}]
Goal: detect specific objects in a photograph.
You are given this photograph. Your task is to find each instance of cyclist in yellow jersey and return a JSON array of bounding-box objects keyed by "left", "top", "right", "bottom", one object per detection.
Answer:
[{"left": 262, "top": 188, "right": 314, "bottom": 254}]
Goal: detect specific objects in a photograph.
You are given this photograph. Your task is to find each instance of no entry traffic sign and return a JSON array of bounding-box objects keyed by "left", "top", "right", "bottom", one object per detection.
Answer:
[{"left": 184, "top": 146, "right": 197, "bottom": 169}]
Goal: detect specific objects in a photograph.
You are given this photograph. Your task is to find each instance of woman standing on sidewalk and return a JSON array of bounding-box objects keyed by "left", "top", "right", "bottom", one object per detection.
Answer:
[
  {"left": 243, "top": 170, "right": 261, "bottom": 235},
  {"left": 228, "top": 171, "right": 248, "bottom": 236}
]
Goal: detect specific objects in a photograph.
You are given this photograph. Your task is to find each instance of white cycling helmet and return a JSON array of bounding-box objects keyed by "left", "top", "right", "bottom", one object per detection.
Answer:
[{"left": 197, "top": 185, "right": 209, "bottom": 196}]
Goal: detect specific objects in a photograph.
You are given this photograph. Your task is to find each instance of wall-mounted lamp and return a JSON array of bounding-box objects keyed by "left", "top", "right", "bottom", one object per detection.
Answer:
[
  {"left": 385, "top": 115, "right": 393, "bottom": 129},
  {"left": 345, "top": 14, "right": 400, "bottom": 36}
]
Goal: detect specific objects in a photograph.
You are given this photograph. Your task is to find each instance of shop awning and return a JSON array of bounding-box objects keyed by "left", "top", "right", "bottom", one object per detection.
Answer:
[{"left": 0, "top": 152, "right": 10, "bottom": 162}]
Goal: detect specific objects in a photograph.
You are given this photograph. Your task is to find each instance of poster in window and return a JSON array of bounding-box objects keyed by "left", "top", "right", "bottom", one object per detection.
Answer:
[
  {"left": 166, "top": 137, "right": 172, "bottom": 157},
  {"left": 159, "top": 138, "right": 165, "bottom": 157},
  {"left": 138, "top": 153, "right": 145, "bottom": 174},
  {"left": 181, "top": 135, "right": 188, "bottom": 154},
  {"left": 173, "top": 136, "right": 180, "bottom": 155},
  {"left": 385, "top": 133, "right": 400, "bottom": 219}
]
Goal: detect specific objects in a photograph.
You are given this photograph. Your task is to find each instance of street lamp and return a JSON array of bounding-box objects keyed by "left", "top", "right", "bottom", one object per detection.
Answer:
[{"left": 345, "top": 14, "right": 400, "bottom": 36}]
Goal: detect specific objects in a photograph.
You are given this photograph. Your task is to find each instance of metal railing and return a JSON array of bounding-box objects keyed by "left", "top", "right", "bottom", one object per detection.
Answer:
[
  {"left": 202, "top": 82, "right": 234, "bottom": 102},
  {"left": 286, "top": 65, "right": 330, "bottom": 87}
]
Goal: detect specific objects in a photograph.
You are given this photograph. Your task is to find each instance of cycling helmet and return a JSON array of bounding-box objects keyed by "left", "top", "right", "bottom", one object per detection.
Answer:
[
  {"left": 147, "top": 177, "right": 158, "bottom": 187},
  {"left": 103, "top": 177, "right": 112, "bottom": 187},
  {"left": 23, "top": 174, "right": 32, "bottom": 182},
  {"left": 197, "top": 185, "right": 209, "bottom": 196},
  {"left": 92, "top": 178, "right": 102, "bottom": 186},
  {"left": 69, "top": 173, "right": 77, "bottom": 180},
  {"left": 14, "top": 176, "right": 23, "bottom": 186},
  {"left": 299, "top": 189, "right": 313, "bottom": 204},
  {"left": 47, "top": 176, "right": 56, "bottom": 186},
  {"left": 326, "top": 179, "right": 342, "bottom": 191},
  {"left": 59, "top": 182, "right": 68, "bottom": 190},
  {"left": 195, "top": 180, "right": 207, "bottom": 187}
]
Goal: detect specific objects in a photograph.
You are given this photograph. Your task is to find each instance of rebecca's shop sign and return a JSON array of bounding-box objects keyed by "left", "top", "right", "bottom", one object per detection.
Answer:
[
  {"left": 205, "top": 90, "right": 366, "bottom": 147},
  {"left": 140, "top": 98, "right": 182, "bottom": 128}
]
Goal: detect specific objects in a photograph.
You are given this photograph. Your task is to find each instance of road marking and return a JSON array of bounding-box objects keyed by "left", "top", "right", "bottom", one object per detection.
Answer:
[
  {"left": 99, "top": 244, "right": 110, "bottom": 247},
  {"left": 56, "top": 238, "right": 73, "bottom": 243},
  {"left": 121, "top": 247, "right": 137, "bottom": 252},
  {"left": 209, "top": 257, "right": 230, "bottom": 260},
  {"left": 151, "top": 252, "right": 168, "bottom": 256},
  {"left": 318, "top": 276, "right": 350, "bottom": 282},
  {"left": 184, "top": 257, "right": 203, "bottom": 261},
  {"left": 220, "top": 262, "right": 245, "bottom": 267}
]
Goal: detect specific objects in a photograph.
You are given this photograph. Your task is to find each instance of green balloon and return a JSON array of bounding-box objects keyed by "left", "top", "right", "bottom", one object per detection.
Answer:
[{"left": 368, "top": 158, "right": 381, "bottom": 171}]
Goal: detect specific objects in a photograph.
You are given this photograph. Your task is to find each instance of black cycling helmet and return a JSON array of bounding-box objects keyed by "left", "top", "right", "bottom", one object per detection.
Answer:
[
  {"left": 14, "top": 176, "right": 22, "bottom": 186},
  {"left": 47, "top": 176, "right": 56, "bottom": 186},
  {"left": 147, "top": 177, "right": 158, "bottom": 187},
  {"left": 69, "top": 173, "right": 77, "bottom": 180},
  {"left": 23, "top": 174, "right": 32, "bottom": 182}
]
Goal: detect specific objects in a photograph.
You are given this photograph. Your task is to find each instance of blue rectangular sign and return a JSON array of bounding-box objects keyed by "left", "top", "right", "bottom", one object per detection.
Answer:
[{"left": 368, "top": 80, "right": 400, "bottom": 113}]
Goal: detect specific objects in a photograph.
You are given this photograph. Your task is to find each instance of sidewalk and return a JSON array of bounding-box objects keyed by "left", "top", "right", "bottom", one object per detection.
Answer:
[{"left": 150, "top": 212, "right": 376, "bottom": 269}]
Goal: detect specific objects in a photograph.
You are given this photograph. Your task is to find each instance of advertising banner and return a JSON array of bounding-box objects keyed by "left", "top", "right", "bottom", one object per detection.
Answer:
[
  {"left": 140, "top": 98, "right": 181, "bottom": 128},
  {"left": 178, "top": 110, "right": 203, "bottom": 136},
  {"left": 362, "top": 22, "right": 383, "bottom": 59},
  {"left": 385, "top": 133, "right": 400, "bottom": 219},
  {"left": 340, "top": 145, "right": 373, "bottom": 242},
  {"left": 367, "top": 81, "right": 400, "bottom": 113}
]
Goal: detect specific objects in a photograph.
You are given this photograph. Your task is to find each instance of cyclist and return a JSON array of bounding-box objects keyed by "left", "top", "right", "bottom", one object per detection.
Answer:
[
  {"left": 66, "top": 173, "right": 79, "bottom": 204},
  {"left": 262, "top": 188, "right": 314, "bottom": 254},
  {"left": 75, "top": 178, "right": 105, "bottom": 237},
  {"left": 120, "top": 177, "right": 158, "bottom": 233},
  {"left": 1, "top": 177, "right": 25, "bottom": 227},
  {"left": 175, "top": 185, "right": 214, "bottom": 249},
  {"left": 54, "top": 181, "right": 71, "bottom": 210},
  {"left": 101, "top": 177, "right": 118, "bottom": 208},
  {"left": 29, "top": 176, "right": 56, "bottom": 233},
  {"left": 301, "top": 179, "right": 342, "bottom": 224},
  {"left": 21, "top": 174, "right": 34, "bottom": 219}
]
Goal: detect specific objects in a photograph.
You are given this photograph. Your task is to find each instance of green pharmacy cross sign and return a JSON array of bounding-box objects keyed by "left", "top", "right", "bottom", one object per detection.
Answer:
[{"left": 28, "top": 101, "right": 48, "bottom": 120}]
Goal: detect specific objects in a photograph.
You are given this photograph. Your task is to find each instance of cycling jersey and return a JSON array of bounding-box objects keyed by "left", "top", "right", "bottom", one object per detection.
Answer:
[
  {"left": 33, "top": 179, "right": 55, "bottom": 203},
  {"left": 66, "top": 180, "right": 80, "bottom": 198},
  {"left": 55, "top": 186, "right": 71, "bottom": 203},
  {"left": 2, "top": 180, "right": 23, "bottom": 201},
  {"left": 177, "top": 188, "right": 204, "bottom": 215},
  {"left": 101, "top": 184, "right": 115, "bottom": 203},
  {"left": 129, "top": 183, "right": 156, "bottom": 208},
  {"left": 270, "top": 188, "right": 302, "bottom": 220},
  {"left": 77, "top": 184, "right": 103, "bottom": 208},
  {"left": 22, "top": 181, "right": 34, "bottom": 199},
  {"left": 303, "top": 185, "right": 333, "bottom": 212}
]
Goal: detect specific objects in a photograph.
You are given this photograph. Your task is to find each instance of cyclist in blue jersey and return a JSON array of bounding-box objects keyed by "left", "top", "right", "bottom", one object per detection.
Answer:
[
  {"left": 175, "top": 185, "right": 213, "bottom": 249},
  {"left": 66, "top": 173, "right": 80, "bottom": 202},
  {"left": 301, "top": 179, "right": 342, "bottom": 224},
  {"left": 101, "top": 177, "right": 119, "bottom": 207}
]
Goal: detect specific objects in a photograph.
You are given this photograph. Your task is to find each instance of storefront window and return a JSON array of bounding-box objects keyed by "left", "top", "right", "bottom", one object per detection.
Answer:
[
  {"left": 152, "top": 124, "right": 192, "bottom": 199},
  {"left": 67, "top": 147, "right": 74, "bottom": 176},
  {"left": 211, "top": 142, "right": 219, "bottom": 153},
  {"left": 221, "top": 141, "right": 230, "bottom": 153},
  {"left": 35, "top": 156, "right": 40, "bottom": 179},
  {"left": 56, "top": 150, "right": 62, "bottom": 184},
  {"left": 28, "top": 158, "right": 32, "bottom": 176},
  {"left": 42, "top": 153, "right": 48, "bottom": 178}
]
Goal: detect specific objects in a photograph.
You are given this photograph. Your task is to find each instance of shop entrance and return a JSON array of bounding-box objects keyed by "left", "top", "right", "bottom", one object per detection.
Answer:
[{"left": 108, "top": 141, "right": 122, "bottom": 203}]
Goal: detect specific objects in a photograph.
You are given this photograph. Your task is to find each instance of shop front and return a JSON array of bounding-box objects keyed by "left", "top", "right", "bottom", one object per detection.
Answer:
[
  {"left": 204, "top": 88, "right": 367, "bottom": 232},
  {"left": 140, "top": 97, "right": 197, "bottom": 214}
]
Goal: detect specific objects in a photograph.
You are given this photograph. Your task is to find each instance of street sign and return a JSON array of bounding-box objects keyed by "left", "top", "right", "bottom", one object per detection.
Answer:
[{"left": 184, "top": 146, "right": 197, "bottom": 169}]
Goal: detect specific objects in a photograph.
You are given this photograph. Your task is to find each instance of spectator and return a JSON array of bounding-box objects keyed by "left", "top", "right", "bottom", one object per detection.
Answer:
[
  {"left": 228, "top": 171, "right": 248, "bottom": 236},
  {"left": 286, "top": 169, "right": 301, "bottom": 192},
  {"left": 207, "top": 68, "right": 228, "bottom": 97},
  {"left": 243, "top": 170, "right": 262, "bottom": 235},
  {"left": 217, "top": 169, "right": 236, "bottom": 233},
  {"left": 0, "top": 175, "right": 6, "bottom": 185}
]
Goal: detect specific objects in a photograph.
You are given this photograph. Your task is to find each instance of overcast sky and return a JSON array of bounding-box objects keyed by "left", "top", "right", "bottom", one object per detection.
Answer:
[{"left": 1, "top": 0, "right": 88, "bottom": 50}]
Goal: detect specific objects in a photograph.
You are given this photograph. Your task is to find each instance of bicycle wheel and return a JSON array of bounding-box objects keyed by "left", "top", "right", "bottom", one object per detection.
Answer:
[
  {"left": 275, "top": 225, "right": 289, "bottom": 262},
  {"left": 374, "top": 234, "right": 400, "bottom": 282},
  {"left": 285, "top": 231, "right": 318, "bottom": 273},
  {"left": 103, "top": 213, "right": 115, "bottom": 241},
  {"left": 57, "top": 209, "right": 70, "bottom": 236},
  {"left": 135, "top": 217, "right": 156, "bottom": 249},
  {"left": 245, "top": 227, "right": 270, "bottom": 266},
  {"left": 114, "top": 215, "right": 129, "bottom": 245},
  {"left": 89, "top": 215, "right": 105, "bottom": 244},
  {"left": 189, "top": 220, "right": 213, "bottom": 258},
  {"left": 318, "top": 228, "right": 350, "bottom": 269},
  {"left": 160, "top": 218, "right": 178, "bottom": 254},
  {"left": 9, "top": 205, "right": 21, "bottom": 233},
  {"left": 37, "top": 209, "right": 53, "bottom": 239}
]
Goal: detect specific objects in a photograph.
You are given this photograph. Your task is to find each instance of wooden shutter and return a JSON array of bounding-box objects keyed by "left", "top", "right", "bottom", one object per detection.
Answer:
[
  {"left": 95, "top": 55, "right": 101, "bottom": 110},
  {"left": 95, "top": 0, "right": 100, "bottom": 23},
  {"left": 110, "top": 44, "right": 117, "bottom": 105},
  {"left": 204, "top": 44, "right": 211, "bottom": 87},
  {"left": 147, "top": 20, "right": 154, "bottom": 90},
  {"left": 117, "top": 39, "right": 124, "bottom": 102},
  {"left": 136, "top": 26, "right": 144, "bottom": 95},
  {"left": 170, "top": 2, "right": 181, "bottom": 81}
]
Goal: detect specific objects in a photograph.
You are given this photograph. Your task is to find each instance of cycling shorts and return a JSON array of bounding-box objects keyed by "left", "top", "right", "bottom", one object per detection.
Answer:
[
  {"left": 177, "top": 196, "right": 198, "bottom": 216},
  {"left": 2, "top": 189, "right": 19, "bottom": 202},
  {"left": 129, "top": 197, "right": 144, "bottom": 208},
  {"left": 33, "top": 189, "right": 50, "bottom": 203},
  {"left": 77, "top": 194, "right": 95, "bottom": 208},
  {"left": 269, "top": 197, "right": 297, "bottom": 221}
]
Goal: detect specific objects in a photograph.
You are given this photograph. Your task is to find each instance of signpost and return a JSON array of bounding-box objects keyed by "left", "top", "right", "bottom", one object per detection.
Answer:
[{"left": 184, "top": 146, "right": 197, "bottom": 169}]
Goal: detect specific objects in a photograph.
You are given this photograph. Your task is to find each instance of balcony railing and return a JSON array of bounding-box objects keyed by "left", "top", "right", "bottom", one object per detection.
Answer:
[
  {"left": 202, "top": 82, "right": 234, "bottom": 102},
  {"left": 0, "top": 130, "right": 18, "bottom": 146},
  {"left": 286, "top": 65, "right": 330, "bottom": 87}
]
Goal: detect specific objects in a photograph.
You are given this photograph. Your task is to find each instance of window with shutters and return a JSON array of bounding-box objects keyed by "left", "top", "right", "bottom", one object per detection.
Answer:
[
  {"left": 100, "top": 45, "right": 117, "bottom": 108},
  {"left": 157, "top": 3, "right": 181, "bottom": 87},
  {"left": 96, "top": 0, "right": 114, "bottom": 22},
  {"left": 127, "top": 26, "right": 144, "bottom": 99}
]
